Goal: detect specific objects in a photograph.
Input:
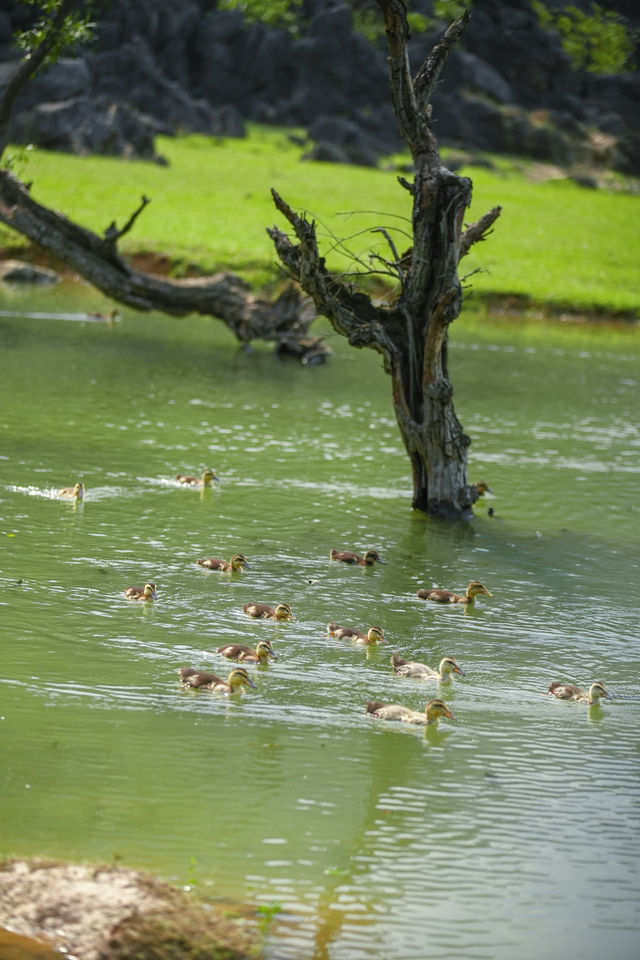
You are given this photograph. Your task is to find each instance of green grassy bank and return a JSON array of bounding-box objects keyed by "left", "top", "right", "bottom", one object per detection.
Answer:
[{"left": 1, "top": 125, "right": 638, "bottom": 315}]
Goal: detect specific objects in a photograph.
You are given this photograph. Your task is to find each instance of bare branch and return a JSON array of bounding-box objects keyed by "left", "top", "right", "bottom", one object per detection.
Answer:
[
  {"left": 0, "top": 0, "right": 81, "bottom": 158},
  {"left": 459, "top": 205, "right": 502, "bottom": 260},
  {"left": 413, "top": 10, "right": 471, "bottom": 113},
  {"left": 376, "top": 0, "right": 419, "bottom": 142},
  {"left": 104, "top": 195, "right": 151, "bottom": 246}
]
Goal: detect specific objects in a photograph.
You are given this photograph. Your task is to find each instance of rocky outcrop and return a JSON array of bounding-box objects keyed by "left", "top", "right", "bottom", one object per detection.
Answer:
[
  {"left": 0, "top": 0, "right": 638, "bottom": 174},
  {"left": 0, "top": 859, "right": 257, "bottom": 960}
]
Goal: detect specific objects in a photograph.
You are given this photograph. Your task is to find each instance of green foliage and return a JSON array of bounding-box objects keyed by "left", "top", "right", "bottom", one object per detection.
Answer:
[
  {"left": 532, "top": 1, "right": 634, "bottom": 74},
  {"left": 218, "top": 0, "right": 304, "bottom": 33},
  {"left": 1, "top": 143, "right": 33, "bottom": 176},
  {"left": 14, "top": 0, "right": 95, "bottom": 65},
  {"left": 433, "top": 1, "right": 472, "bottom": 22}
]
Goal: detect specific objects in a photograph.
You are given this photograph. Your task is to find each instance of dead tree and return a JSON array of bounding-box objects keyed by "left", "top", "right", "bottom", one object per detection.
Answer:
[
  {"left": 268, "top": 1, "right": 501, "bottom": 518},
  {"left": 0, "top": 1, "right": 323, "bottom": 361}
]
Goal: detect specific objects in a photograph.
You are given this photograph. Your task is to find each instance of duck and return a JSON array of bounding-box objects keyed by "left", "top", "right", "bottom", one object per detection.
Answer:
[
  {"left": 547, "top": 680, "right": 610, "bottom": 705},
  {"left": 58, "top": 482, "right": 84, "bottom": 500},
  {"left": 124, "top": 582, "right": 157, "bottom": 601},
  {"left": 242, "top": 601, "right": 295, "bottom": 621},
  {"left": 330, "top": 549, "right": 385, "bottom": 566},
  {"left": 365, "top": 697, "right": 456, "bottom": 726},
  {"left": 197, "top": 553, "right": 250, "bottom": 572},
  {"left": 391, "top": 653, "right": 465, "bottom": 681},
  {"left": 178, "top": 666, "right": 256, "bottom": 694},
  {"left": 216, "top": 640, "right": 277, "bottom": 663},
  {"left": 176, "top": 468, "right": 220, "bottom": 486},
  {"left": 87, "top": 309, "right": 120, "bottom": 321},
  {"left": 473, "top": 481, "right": 493, "bottom": 497},
  {"left": 327, "top": 623, "right": 386, "bottom": 645},
  {"left": 417, "top": 581, "right": 492, "bottom": 604}
]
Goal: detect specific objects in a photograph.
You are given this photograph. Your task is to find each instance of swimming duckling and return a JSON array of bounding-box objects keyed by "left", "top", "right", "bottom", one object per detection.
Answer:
[
  {"left": 242, "top": 602, "right": 295, "bottom": 621},
  {"left": 87, "top": 309, "right": 120, "bottom": 322},
  {"left": 216, "top": 640, "right": 277, "bottom": 663},
  {"left": 176, "top": 468, "right": 220, "bottom": 486},
  {"left": 417, "top": 581, "right": 492, "bottom": 605},
  {"left": 59, "top": 482, "right": 84, "bottom": 500},
  {"left": 197, "top": 553, "right": 250, "bottom": 572},
  {"left": 547, "top": 680, "right": 610, "bottom": 705},
  {"left": 330, "top": 549, "right": 385, "bottom": 566},
  {"left": 366, "top": 697, "right": 455, "bottom": 726},
  {"left": 124, "top": 582, "right": 157, "bottom": 601},
  {"left": 327, "top": 623, "right": 386, "bottom": 645},
  {"left": 391, "top": 653, "right": 465, "bottom": 681},
  {"left": 179, "top": 666, "right": 256, "bottom": 694},
  {"left": 473, "top": 481, "right": 493, "bottom": 497}
]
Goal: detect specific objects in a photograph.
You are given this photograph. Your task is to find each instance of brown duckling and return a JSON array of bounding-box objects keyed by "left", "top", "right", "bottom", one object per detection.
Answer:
[
  {"left": 391, "top": 653, "right": 465, "bottom": 681},
  {"left": 216, "top": 640, "right": 277, "bottom": 663},
  {"left": 547, "top": 680, "right": 610, "bottom": 705},
  {"left": 366, "top": 697, "right": 456, "bottom": 726},
  {"left": 198, "top": 553, "right": 250, "bottom": 572},
  {"left": 330, "top": 549, "right": 385, "bottom": 566},
  {"left": 176, "top": 468, "right": 220, "bottom": 486},
  {"left": 473, "top": 481, "right": 493, "bottom": 497},
  {"left": 59, "top": 482, "right": 84, "bottom": 500},
  {"left": 327, "top": 623, "right": 386, "bottom": 645},
  {"left": 417, "top": 581, "right": 492, "bottom": 605},
  {"left": 124, "top": 582, "right": 157, "bottom": 601},
  {"left": 242, "top": 601, "right": 295, "bottom": 621},
  {"left": 179, "top": 666, "right": 256, "bottom": 694}
]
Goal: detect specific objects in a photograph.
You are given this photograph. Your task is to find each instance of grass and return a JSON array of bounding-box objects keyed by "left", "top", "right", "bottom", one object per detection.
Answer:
[{"left": 1, "top": 125, "right": 639, "bottom": 314}]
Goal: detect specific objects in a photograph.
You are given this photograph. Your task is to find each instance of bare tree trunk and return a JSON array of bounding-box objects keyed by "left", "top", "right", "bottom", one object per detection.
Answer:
[{"left": 268, "top": 0, "right": 501, "bottom": 517}]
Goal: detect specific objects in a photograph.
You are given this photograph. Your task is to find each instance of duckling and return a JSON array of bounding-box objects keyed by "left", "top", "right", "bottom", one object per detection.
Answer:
[
  {"left": 473, "top": 481, "right": 493, "bottom": 497},
  {"left": 417, "top": 581, "right": 492, "bottom": 604},
  {"left": 216, "top": 640, "right": 277, "bottom": 663},
  {"left": 391, "top": 653, "right": 465, "bottom": 681},
  {"left": 330, "top": 549, "right": 385, "bottom": 566},
  {"left": 176, "top": 468, "right": 220, "bottom": 486},
  {"left": 124, "top": 582, "right": 157, "bottom": 601},
  {"left": 178, "top": 666, "right": 256, "bottom": 694},
  {"left": 87, "top": 309, "right": 120, "bottom": 321},
  {"left": 242, "top": 602, "right": 295, "bottom": 621},
  {"left": 58, "top": 482, "right": 84, "bottom": 500},
  {"left": 327, "top": 622, "right": 386, "bottom": 645},
  {"left": 366, "top": 697, "right": 455, "bottom": 726},
  {"left": 198, "top": 553, "right": 250, "bottom": 572},
  {"left": 547, "top": 680, "right": 610, "bottom": 705}
]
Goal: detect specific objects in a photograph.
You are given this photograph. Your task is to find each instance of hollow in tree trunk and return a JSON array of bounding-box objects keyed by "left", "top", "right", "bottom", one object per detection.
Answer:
[{"left": 268, "top": 1, "right": 501, "bottom": 518}]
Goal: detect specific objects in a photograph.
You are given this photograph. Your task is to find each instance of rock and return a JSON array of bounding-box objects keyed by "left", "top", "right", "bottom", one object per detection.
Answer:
[
  {"left": 0, "top": 859, "right": 256, "bottom": 960},
  {"left": 0, "top": 260, "right": 60, "bottom": 284}
]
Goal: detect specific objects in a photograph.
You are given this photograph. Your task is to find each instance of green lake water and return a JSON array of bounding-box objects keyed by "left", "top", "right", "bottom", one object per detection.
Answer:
[{"left": 1, "top": 280, "right": 639, "bottom": 959}]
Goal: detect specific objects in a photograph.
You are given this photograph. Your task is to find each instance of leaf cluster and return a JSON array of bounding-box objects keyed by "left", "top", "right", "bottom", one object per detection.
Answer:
[
  {"left": 13, "top": 0, "right": 95, "bottom": 65},
  {"left": 532, "top": 1, "right": 635, "bottom": 74}
]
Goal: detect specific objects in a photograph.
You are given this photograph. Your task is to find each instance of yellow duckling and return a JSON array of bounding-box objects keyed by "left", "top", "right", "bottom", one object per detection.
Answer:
[
  {"left": 366, "top": 697, "right": 456, "bottom": 726},
  {"left": 59, "top": 482, "right": 84, "bottom": 500},
  {"left": 330, "top": 549, "right": 385, "bottom": 566},
  {"left": 178, "top": 666, "right": 256, "bottom": 694},
  {"left": 242, "top": 601, "right": 295, "bottom": 621},
  {"left": 417, "top": 581, "right": 492, "bottom": 605},
  {"left": 547, "top": 680, "right": 610, "bottom": 705},
  {"left": 124, "top": 582, "right": 157, "bottom": 601},
  {"left": 197, "top": 553, "right": 250, "bottom": 572},
  {"left": 327, "top": 622, "right": 386, "bottom": 645},
  {"left": 216, "top": 640, "right": 278, "bottom": 663},
  {"left": 391, "top": 653, "right": 465, "bottom": 681},
  {"left": 176, "top": 468, "right": 220, "bottom": 486}
]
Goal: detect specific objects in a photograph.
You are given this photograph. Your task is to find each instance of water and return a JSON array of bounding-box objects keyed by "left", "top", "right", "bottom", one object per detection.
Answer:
[{"left": 1, "top": 282, "right": 639, "bottom": 959}]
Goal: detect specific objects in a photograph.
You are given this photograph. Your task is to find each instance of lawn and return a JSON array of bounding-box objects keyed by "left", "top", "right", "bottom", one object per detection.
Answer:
[{"left": 1, "top": 125, "right": 638, "bottom": 314}]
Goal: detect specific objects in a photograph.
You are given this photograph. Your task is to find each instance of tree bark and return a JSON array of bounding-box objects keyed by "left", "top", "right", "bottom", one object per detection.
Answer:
[{"left": 268, "top": 0, "right": 501, "bottom": 517}]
